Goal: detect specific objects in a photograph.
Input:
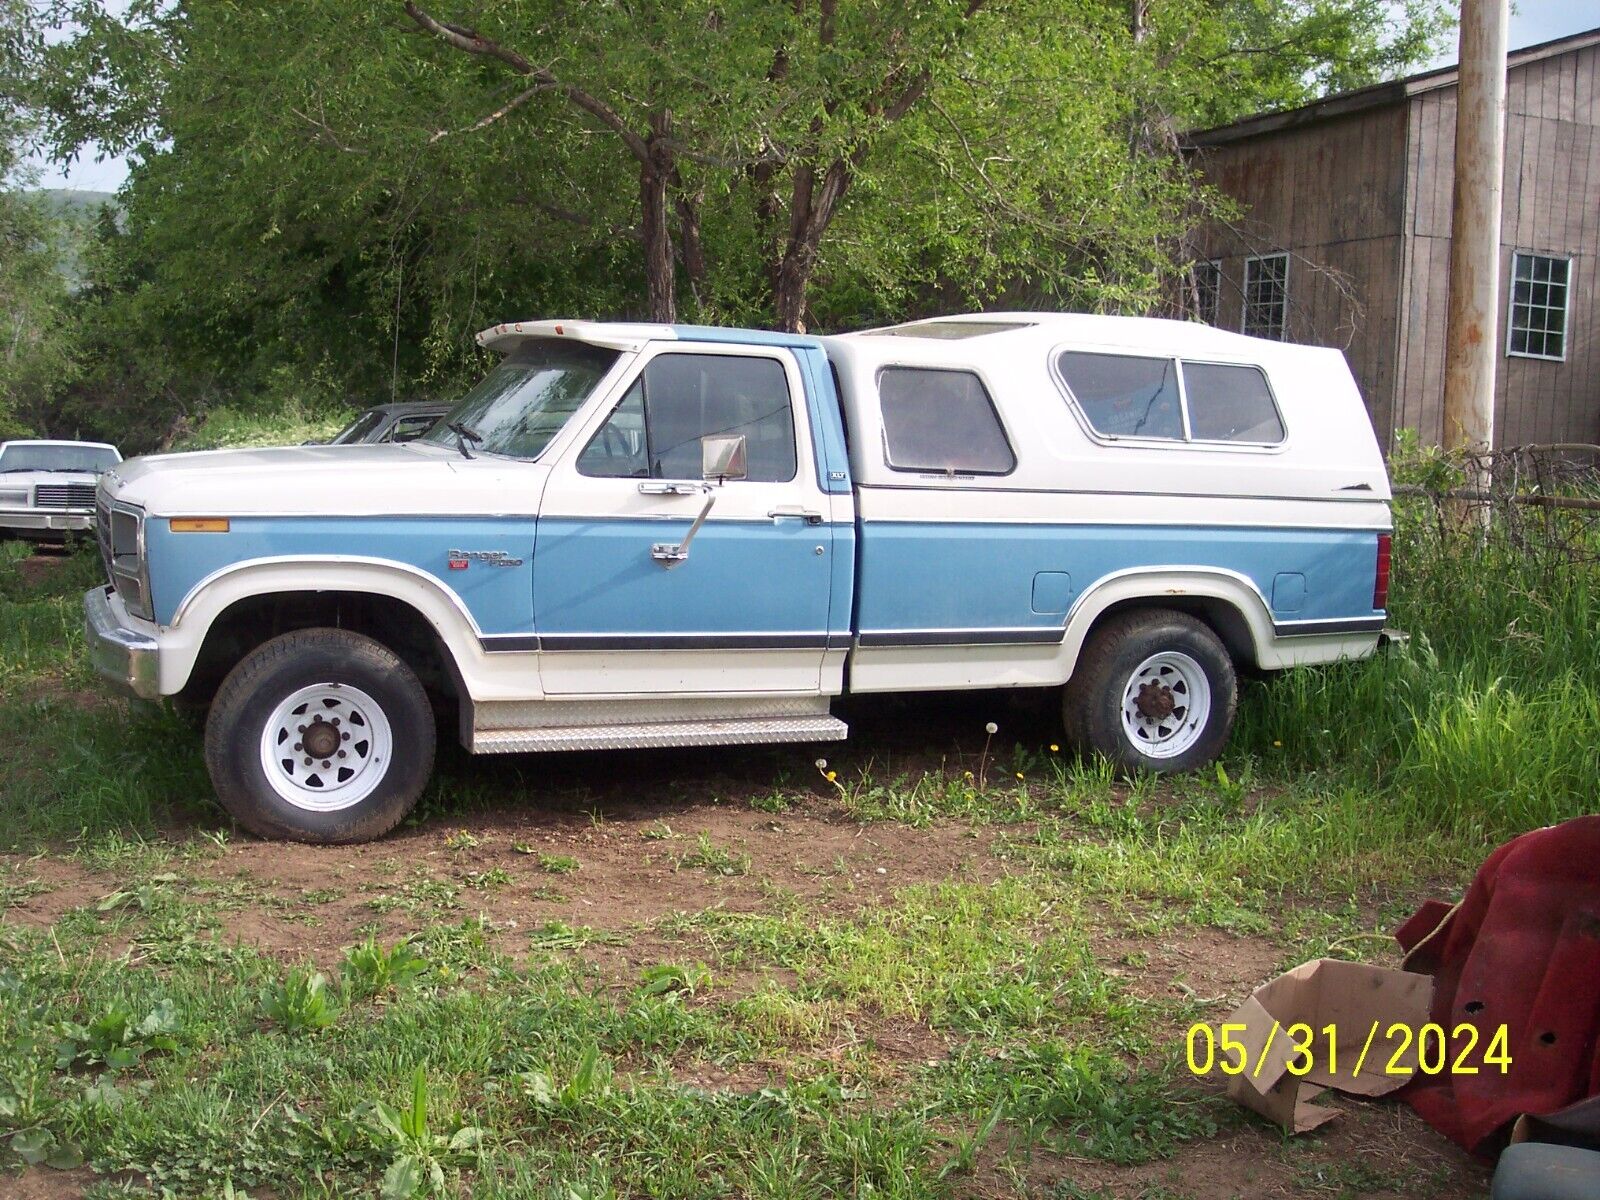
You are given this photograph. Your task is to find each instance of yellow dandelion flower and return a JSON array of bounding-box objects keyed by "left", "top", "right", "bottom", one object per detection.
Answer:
[
  {"left": 826, "top": 771, "right": 837, "bottom": 782},
  {"left": 1049, "top": 744, "right": 1060, "bottom": 753},
  {"left": 1015, "top": 772, "right": 1025, "bottom": 780},
  {"left": 1273, "top": 740, "right": 1283, "bottom": 748}
]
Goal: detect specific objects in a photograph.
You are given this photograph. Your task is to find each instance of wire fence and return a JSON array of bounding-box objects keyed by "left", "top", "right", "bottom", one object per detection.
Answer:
[{"left": 1390, "top": 443, "right": 1600, "bottom": 575}]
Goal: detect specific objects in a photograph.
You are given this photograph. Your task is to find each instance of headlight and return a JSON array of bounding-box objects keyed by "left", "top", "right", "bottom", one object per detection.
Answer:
[
  {"left": 108, "top": 504, "right": 153, "bottom": 622},
  {"left": 0, "top": 487, "right": 27, "bottom": 507}
]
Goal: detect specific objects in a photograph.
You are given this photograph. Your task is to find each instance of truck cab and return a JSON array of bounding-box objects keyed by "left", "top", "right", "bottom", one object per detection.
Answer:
[{"left": 86, "top": 314, "right": 1392, "bottom": 843}]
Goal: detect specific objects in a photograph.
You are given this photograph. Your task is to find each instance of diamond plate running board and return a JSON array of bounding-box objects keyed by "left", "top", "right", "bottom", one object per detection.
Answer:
[{"left": 469, "top": 714, "right": 849, "bottom": 754}]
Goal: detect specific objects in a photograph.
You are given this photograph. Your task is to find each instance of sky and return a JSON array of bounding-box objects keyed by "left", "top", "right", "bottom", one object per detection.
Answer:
[{"left": 25, "top": 1, "right": 1600, "bottom": 193}]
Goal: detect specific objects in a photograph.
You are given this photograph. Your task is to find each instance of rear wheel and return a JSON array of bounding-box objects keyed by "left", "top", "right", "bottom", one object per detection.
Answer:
[
  {"left": 204, "top": 628, "right": 435, "bottom": 843},
  {"left": 1062, "top": 609, "right": 1237, "bottom": 773}
]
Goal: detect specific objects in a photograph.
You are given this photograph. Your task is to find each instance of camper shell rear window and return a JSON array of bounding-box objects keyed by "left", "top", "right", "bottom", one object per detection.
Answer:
[{"left": 1054, "top": 350, "right": 1285, "bottom": 447}]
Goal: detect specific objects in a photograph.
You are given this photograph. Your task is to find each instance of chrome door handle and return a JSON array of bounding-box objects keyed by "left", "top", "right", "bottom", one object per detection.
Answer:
[
  {"left": 638, "top": 481, "right": 706, "bottom": 496},
  {"left": 767, "top": 506, "right": 824, "bottom": 525}
]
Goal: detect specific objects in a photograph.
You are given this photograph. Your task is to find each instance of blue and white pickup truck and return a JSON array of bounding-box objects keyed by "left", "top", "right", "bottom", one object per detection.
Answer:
[{"left": 86, "top": 313, "right": 1392, "bottom": 842}]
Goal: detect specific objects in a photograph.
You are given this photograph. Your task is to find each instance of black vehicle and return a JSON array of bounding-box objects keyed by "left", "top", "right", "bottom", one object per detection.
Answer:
[{"left": 324, "top": 402, "right": 450, "bottom": 446}]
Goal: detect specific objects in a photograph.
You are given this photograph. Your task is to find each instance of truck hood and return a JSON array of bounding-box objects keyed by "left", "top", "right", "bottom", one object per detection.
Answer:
[
  {"left": 0, "top": 469, "right": 103, "bottom": 490},
  {"left": 103, "top": 444, "right": 548, "bottom": 517}
]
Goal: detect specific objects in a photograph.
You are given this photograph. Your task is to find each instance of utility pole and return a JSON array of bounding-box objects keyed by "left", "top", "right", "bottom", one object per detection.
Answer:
[{"left": 1440, "top": 0, "right": 1509, "bottom": 478}]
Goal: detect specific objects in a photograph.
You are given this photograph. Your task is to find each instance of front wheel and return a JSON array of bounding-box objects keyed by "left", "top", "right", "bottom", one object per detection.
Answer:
[
  {"left": 204, "top": 628, "right": 436, "bottom": 843},
  {"left": 1062, "top": 609, "right": 1237, "bottom": 773}
]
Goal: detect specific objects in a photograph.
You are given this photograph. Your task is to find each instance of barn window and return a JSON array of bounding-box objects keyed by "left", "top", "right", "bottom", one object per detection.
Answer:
[
  {"left": 878, "top": 367, "right": 1015, "bottom": 474},
  {"left": 1242, "top": 253, "right": 1289, "bottom": 340},
  {"left": 1507, "top": 253, "right": 1570, "bottom": 361},
  {"left": 1193, "top": 260, "right": 1221, "bottom": 326}
]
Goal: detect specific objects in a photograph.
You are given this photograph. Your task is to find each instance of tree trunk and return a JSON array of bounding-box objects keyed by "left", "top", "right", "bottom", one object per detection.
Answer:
[
  {"left": 640, "top": 111, "right": 677, "bottom": 323},
  {"left": 675, "top": 189, "right": 706, "bottom": 313},
  {"left": 640, "top": 166, "right": 675, "bottom": 323},
  {"left": 772, "top": 159, "right": 851, "bottom": 332}
]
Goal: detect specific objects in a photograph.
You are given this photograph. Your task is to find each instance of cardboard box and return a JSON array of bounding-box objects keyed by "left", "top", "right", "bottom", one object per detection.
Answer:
[{"left": 1223, "top": 958, "right": 1435, "bottom": 1133}]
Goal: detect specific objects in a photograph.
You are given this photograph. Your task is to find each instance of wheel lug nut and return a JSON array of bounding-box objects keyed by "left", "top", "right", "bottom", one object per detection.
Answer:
[
  {"left": 337, "top": 750, "right": 346, "bottom": 759},
  {"left": 303, "top": 757, "right": 312, "bottom": 766},
  {"left": 322, "top": 760, "right": 331, "bottom": 769},
  {"left": 341, "top": 732, "right": 350, "bottom": 741},
  {"left": 297, "top": 725, "right": 306, "bottom": 732},
  {"left": 331, "top": 718, "right": 340, "bottom": 727},
  {"left": 293, "top": 742, "right": 302, "bottom": 751}
]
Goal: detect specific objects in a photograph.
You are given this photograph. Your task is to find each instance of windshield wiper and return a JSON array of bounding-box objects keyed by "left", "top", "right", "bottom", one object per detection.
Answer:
[{"left": 446, "top": 422, "right": 483, "bottom": 460}]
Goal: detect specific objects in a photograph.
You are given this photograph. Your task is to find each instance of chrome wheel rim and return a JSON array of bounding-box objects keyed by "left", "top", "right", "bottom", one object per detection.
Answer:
[
  {"left": 258, "top": 683, "right": 393, "bottom": 812},
  {"left": 1120, "top": 651, "right": 1211, "bottom": 760}
]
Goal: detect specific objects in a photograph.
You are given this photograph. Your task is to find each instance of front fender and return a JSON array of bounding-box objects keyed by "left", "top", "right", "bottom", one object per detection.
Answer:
[{"left": 156, "top": 557, "right": 491, "bottom": 697}]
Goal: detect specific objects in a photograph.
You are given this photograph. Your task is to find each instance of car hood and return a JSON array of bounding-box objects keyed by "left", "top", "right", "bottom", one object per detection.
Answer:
[
  {"left": 102, "top": 444, "right": 549, "bottom": 517},
  {"left": 0, "top": 470, "right": 104, "bottom": 490}
]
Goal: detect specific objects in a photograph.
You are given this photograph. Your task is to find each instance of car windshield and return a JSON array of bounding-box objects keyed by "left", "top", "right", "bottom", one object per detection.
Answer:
[
  {"left": 422, "top": 338, "right": 621, "bottom": 459},
  {"left": 0, "top": 444, "right": 120, "bottom": 474},
  {"left": 329, "top": 410, "right": 388, "bottom": 445}
]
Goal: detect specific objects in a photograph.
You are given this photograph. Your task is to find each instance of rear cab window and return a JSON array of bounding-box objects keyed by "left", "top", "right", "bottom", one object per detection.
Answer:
[
  {"left": 878, "top": 366, "right": 1015, "bottom": 475},
  {"left": 1055, "top": 350, "right": 1285, "bottom": 447}
]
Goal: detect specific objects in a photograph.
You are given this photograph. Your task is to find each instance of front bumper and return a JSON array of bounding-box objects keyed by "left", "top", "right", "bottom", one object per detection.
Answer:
[
  {"left": 84, "top": 586, "right": 162, "bottom": 701},
  {"left": 0, "top": 510, "right": 94, "bottom": 536}
]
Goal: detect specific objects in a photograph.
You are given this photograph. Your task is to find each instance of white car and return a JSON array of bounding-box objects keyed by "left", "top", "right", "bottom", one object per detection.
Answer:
[{"left": 0, "top": 440, "right": 123, "bottom": 542}]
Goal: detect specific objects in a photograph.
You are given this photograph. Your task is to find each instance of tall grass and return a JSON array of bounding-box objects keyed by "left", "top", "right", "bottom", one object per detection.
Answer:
[{"left": 1235, "top": 459, "right": 1600, "bottom": 842}]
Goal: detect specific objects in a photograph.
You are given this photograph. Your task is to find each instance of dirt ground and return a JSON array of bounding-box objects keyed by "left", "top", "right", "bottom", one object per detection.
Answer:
[{"left": 0, "top": 770, "right": 1491, "bottom": 1199}]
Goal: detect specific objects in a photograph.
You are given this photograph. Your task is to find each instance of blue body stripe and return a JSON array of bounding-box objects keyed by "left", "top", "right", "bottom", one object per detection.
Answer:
[
  {"left": 145, "top": 516, "right": 536, "bottom": 631},
  {"left": 150, "top": 512, "right": 1380, "bottom": 646},
  {"left": 853, "top": 522, "right": 1382, "bottom": 635}
]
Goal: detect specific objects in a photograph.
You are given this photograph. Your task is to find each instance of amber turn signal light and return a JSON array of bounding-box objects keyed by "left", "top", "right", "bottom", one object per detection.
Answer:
[{"left": 169, "top": 518, "right": 230, "bottom": 533}]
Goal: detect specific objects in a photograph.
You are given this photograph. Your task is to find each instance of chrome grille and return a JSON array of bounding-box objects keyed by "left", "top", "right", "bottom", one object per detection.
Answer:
[
  {"left": 33, "top": 483, "right": 97, "bottom": 510},
  {"left": 96, "top": 497, "right": 114, "bottom": 584}
]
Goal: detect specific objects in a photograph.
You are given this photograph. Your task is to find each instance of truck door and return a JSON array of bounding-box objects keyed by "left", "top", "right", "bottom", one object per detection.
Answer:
[{"left": 532, "top": 344, "right": 835, "bottom": 695}]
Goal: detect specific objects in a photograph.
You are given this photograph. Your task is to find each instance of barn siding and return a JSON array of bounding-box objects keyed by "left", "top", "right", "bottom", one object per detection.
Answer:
[
  {"left": 1402, "top": 42, "right": 1600, "bottom": 447},
  {"left": 1192, "top": 34, "right": 1600, "bottom": 450},
  {"left": 1190, "top": 104, "right": 1409, "bottom": 444}
]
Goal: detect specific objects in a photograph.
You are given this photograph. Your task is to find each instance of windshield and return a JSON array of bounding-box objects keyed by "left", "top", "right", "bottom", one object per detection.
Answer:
[
  {"left": 329, "top": 410, "right": 388, "bottom": 445},
  {"left": 0, "top": 444, "right": 120, "bottom": 474},
  {"left": 422, "top": 339, "right": 621, "bottom": 459}
]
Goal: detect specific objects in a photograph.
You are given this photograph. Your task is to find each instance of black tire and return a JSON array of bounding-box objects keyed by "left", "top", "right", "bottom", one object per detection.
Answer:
[
  {"left": 204, "top": 628, "right": 436, "bottom": 843},
  {"left": 1061, "top": 608, "right": 1237, "bottom": 774}
]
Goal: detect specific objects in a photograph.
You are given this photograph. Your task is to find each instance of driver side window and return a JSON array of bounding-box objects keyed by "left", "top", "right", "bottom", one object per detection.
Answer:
[{"left": 578, "top": 353, "right": 798, "bottom": 482}]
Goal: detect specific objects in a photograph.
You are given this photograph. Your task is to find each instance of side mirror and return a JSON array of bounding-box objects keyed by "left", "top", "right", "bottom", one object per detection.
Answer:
[{"left": 701, "top": 433, "right": 747, "bottom": 482}]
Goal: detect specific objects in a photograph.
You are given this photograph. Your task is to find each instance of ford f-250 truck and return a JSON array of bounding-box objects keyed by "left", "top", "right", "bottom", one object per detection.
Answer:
[{"left": 86, "top": 313, "right": 1392, "bottom": 843}]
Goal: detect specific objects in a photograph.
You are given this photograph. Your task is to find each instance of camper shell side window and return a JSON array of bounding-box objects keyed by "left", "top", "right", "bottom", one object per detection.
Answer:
[
  {"left": 1053, "top": 349, "right": 1287, "bottom": 449},
  {"left": 876, "top": 365, "right": 1016, "bottom": 476}
]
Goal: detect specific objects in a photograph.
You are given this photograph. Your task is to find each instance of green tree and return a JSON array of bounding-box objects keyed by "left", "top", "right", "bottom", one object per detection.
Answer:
[
  {"left": 29, "top": 0, "right": 1450, "bottom": 434},
  {"left": 0, "top": 0, "right": 78, "bottom": 437}
]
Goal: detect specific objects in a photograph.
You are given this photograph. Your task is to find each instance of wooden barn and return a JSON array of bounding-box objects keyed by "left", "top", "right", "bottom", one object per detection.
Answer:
[{"left": 1185, "top": 27, "right": 1600, "bottom": 450}]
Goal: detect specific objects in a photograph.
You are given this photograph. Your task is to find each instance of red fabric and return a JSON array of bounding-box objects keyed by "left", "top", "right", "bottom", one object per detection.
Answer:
[{"left": 1395, "top": 815, "right": 1600, "bottom": 1156}]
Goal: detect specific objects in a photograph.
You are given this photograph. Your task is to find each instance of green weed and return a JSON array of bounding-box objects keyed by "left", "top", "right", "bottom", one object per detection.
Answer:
[
  {"left": 261, "top": 968, "right": 340, "bottom": 1033},
  {"left": 343, "top": 936, "right": 431, "bottom": 1000},
  {"left": 674, "top": 832, "right": 750, "bottom": 877},
  {"left": 357, "top": 1066, "right": 485, "bottom": 1199}
]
